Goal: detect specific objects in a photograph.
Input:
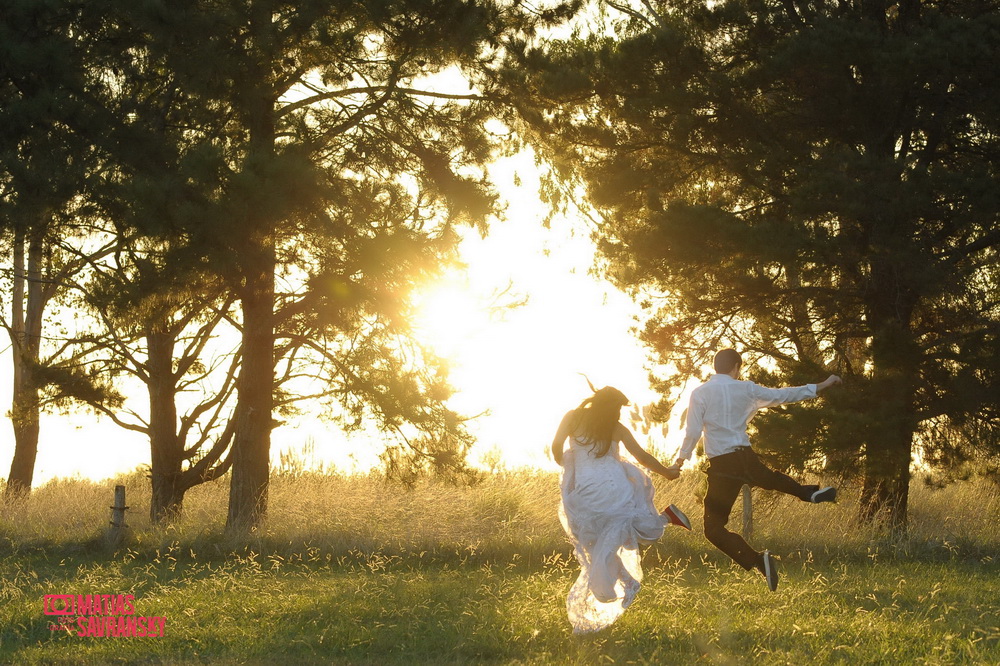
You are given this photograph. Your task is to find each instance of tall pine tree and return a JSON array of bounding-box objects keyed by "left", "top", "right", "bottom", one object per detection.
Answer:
[
  {"left": 0, "top": 0, "right": 118, "bottom": 497},
  {"left": 92, "top": 0, "right": 551, "bottom": 532},
  {"left": 504, "top": 0, "right": 1000, "bottom": 529}
]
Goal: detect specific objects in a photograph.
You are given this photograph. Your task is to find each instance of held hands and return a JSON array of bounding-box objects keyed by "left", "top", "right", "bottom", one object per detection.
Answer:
[{"left": 664, "top": 463, "right": 682, "bottom": 481}]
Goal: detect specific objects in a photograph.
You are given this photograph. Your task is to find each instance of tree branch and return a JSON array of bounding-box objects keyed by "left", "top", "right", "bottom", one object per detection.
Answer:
[
  {"left": 605, "top": 0, "right": 658, "bottom": 29},
  {"left": 179, "top": 417, "right": 236, "bottom": 491},
  {"left": 277, "top": 84, "right": 482, "bottom": 119}
]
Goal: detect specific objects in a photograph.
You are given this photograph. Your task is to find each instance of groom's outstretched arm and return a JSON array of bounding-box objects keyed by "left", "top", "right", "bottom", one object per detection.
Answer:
[
  {"left": 751, "top": 374, "right": 842, "bottom": 409},
  {"left": 817, "top": 375, "right": 842, "bottom": 392}
]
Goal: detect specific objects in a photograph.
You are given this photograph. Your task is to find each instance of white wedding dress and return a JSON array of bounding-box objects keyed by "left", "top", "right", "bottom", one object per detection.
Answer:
[{"left": 559, "top": 436, "right": 669, "bottom": 634}]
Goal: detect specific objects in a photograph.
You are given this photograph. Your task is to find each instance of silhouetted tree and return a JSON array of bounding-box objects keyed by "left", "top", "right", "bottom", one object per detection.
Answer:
[
  {"left": 0, "top": 0, "right": 118, "bottom": 497},
  {"left": 504, "top": 0, "right": 1000, "bottom": 529},
  {"left": 65, "top": 235, "right": 241, "bottom": 523},
  {"left": 90, "top": 0, "right": 559, "bottom": 532}
]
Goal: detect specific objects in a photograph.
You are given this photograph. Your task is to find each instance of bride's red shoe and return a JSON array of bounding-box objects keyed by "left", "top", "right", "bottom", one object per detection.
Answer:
[{"left": 662, "top": 504, "right": 691, "bottom": 530}]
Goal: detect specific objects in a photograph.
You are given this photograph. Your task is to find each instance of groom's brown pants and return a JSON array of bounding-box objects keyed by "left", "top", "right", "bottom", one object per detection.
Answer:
[{"left": 703, "top": 447, "right": 818, "bottom": 571}]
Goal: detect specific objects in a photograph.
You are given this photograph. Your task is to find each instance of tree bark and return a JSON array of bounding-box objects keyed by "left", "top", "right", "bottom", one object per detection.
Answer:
[
  {"left": 859, "top": 254, "right": 919, "bottom": 532},
  {"left": 859, "top": 356, "right": 916, "bottom": 532},
  {"left": 858, "top": 376, "right": 915, "bottom": 532},
  {"left": 225, "top": 14, "right": 278, "bottom": 534},
  {"left": 225, "top": 251, "right": 275, "bottom": 533},
  {"left": 147, "top": 327, "right": 185, "bottom": 523},
  {"left": 5, "top": 225, "right": 45, "bottom": 498}
]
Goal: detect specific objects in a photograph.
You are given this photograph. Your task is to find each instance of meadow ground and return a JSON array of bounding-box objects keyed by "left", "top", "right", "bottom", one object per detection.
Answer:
[{"left": 1, "top": 470, "right": 998, "bottom": 664}]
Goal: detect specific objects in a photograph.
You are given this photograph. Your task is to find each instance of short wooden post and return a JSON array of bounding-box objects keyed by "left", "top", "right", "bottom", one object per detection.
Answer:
[
  {"left": 107, "top": 484, "right": 129, "bottom": 547},
  {"left": 741, "top": 484, "right": 753, "bottom": 540}
]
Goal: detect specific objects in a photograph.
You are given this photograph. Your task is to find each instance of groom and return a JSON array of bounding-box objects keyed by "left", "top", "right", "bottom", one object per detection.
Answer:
[{"left": 665, "top": 349, "right": 841, "bottom": 592}]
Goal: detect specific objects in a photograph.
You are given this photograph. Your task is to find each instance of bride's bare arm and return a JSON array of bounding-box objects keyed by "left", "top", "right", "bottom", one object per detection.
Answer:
[
  {"left": 617, "top": 423, "right": 676, "bottom": 479},
  {"left": 551, "top": 411, "right": 575, "bottom": 466}
]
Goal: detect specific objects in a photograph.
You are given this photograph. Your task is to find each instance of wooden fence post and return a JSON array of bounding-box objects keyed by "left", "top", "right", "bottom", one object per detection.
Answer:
[
  {"left": 741, "top": 484, "right": 753, "bottom": 541},
  {"left": 107, "top": 484, "right": 129, "bottom": 547}
]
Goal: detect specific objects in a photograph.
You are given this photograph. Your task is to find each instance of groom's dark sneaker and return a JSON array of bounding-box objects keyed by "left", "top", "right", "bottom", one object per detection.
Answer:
[
  {"left": 662, "top": 504, "right": 692, "bottom": 530},
  {"left": 757, "top": 551, "right": 779, "bottom": 592},
  {"left": 810, "top": 487, "right": 837, "bottom": 503}
]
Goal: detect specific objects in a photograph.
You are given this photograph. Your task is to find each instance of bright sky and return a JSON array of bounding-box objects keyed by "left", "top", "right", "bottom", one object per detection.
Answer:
[
  {"left": 0, "top": 151, "right": 684, "bottom": 487},
  {"left": 408, "top": 151, "right": 664, "bottom": 471}
]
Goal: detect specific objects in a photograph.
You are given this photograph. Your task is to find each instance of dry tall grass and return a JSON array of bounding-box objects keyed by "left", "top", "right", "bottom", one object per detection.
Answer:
[{"left": 3, "top": 467, "right": 998, "bottom": 565}]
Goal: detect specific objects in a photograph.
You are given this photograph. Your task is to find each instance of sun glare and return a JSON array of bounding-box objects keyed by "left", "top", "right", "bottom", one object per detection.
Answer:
[
  {"left": 412, "top": 279, "right": 488, "bottom": 362},
  {"left": 405, "top": 152, "right": 661, "bottom": 471}
]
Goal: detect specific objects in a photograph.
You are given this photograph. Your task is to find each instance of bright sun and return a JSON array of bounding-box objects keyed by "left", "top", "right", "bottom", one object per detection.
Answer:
[{"left": 406, "top": 152, "right": 663, "bottom": 471}]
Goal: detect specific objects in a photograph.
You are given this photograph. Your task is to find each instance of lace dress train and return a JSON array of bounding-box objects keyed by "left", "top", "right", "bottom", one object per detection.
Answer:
[{"left": 559, "top": 438, "right": 669, "bottom": 634}]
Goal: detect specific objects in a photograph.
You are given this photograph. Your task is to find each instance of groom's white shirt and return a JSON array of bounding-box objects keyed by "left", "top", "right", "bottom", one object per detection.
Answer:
[{"left": 678, "top": 374, "right": 817, "bottom": 462}]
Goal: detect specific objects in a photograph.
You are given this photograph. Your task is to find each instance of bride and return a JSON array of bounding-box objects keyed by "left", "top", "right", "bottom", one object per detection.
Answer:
[{"left": 552, "top": 385, "right": 690, "bottom": 634}]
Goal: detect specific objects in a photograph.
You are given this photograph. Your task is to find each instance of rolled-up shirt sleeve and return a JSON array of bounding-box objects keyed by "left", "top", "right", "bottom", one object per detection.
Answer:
[
  {"left": 678, "top": 391, "right": 705, "bottom": 461},
  {"left": 750, "top": 382, "right": 817, "bottom": 409}
]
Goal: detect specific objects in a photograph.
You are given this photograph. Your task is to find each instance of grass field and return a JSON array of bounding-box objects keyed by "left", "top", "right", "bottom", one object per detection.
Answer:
[{"left": 1, "top": 470, "right": 998, "bottom": 664}]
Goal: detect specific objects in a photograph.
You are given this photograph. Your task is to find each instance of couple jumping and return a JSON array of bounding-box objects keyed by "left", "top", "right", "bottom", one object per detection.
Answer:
[{"left": 551, "top": 348, "right": 842, "bottom": 634}]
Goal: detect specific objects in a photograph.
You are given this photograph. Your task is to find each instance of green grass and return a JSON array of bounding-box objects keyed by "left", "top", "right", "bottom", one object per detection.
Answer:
[{"left": 1, "top": 471, "right": 998, "bottom": 664}]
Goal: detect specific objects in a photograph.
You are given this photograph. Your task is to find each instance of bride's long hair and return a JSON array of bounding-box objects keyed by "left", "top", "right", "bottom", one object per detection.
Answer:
[{"left": 571, "top": 384, "right": 629, "bottom": 458}]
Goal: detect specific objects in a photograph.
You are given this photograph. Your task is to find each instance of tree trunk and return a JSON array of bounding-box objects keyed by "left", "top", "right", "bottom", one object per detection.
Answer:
[
  {"left": 147, "top": 327, "right": 185, "bottom": 523},
  {"left": 225, "top": 253, "right": 275, "bottom": 533},
  {"left": 5, "top": 226, "right": 45, "bottom": 499},
  {"left": 859, "top": 366, "right": 915, "bottom": 532},
  {"left": 224, "top": 13, "right": 278, "bottom": 534},
  {"left": 859, "top": 254, "right": 919, "bottom": 532}
]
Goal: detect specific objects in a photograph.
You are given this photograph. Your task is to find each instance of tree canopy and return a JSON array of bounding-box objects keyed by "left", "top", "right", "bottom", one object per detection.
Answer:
[
  {"left": 2, "top": 0, "right": 573, "bottom": 529},
  {"left": 504, "top": 0, "right": 1000, "bottom": 528},
  {"left": 6, "top": 0, "right": 998, "bottom": 535}
]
